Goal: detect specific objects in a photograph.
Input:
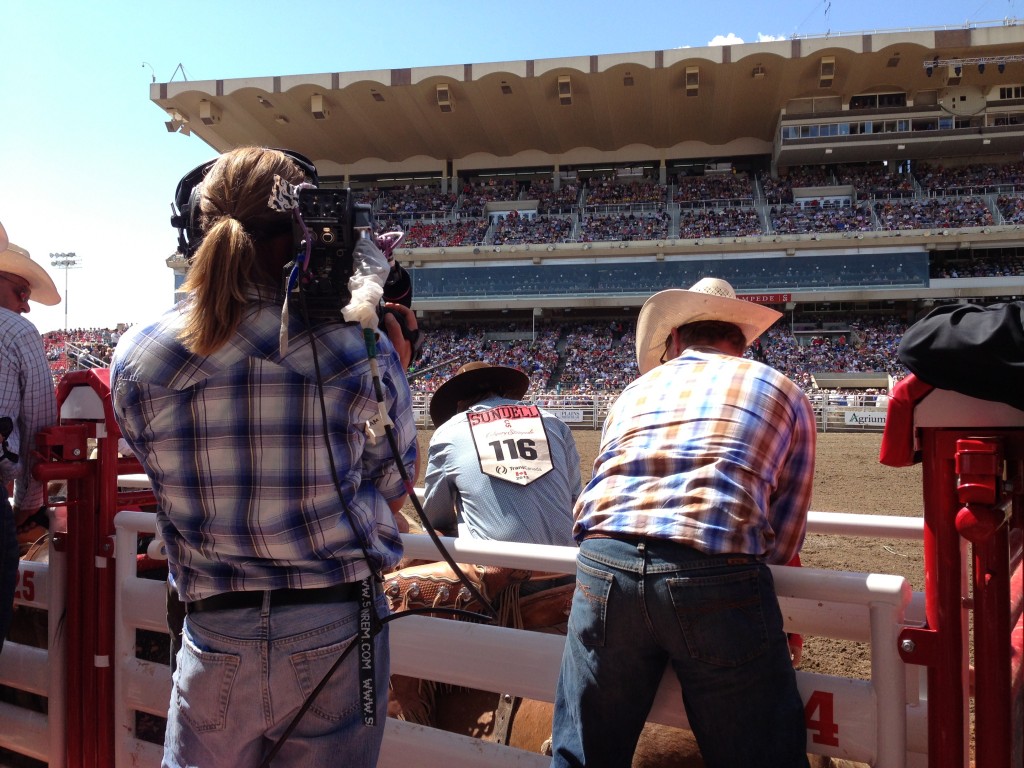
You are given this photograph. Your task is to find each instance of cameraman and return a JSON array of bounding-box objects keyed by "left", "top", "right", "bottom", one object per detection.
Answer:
[{"left": 111, "top": 147, "right": 418, "bottom": 767}]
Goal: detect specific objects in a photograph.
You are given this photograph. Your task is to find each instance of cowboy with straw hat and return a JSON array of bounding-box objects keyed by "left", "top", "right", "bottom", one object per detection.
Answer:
[
  {"left": 0, "top": 219, "right": 60, "bottom": 657},
  {"left": 0, "top": 228, "right": 61, "bottom": 313},
  {"left": 635, "top": 276, "right": 780, "bottom": 375},
  {"left": 551, "top": 277, "right": 816, "bottom": 768}
]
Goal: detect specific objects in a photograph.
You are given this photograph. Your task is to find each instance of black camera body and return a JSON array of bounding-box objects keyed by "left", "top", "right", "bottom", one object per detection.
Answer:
[
  {"left": 289, "top": 188, "right": 373, "bottom": 323},
  {"left": 290, "top": 188, "right": 413, "bottom": 327}
]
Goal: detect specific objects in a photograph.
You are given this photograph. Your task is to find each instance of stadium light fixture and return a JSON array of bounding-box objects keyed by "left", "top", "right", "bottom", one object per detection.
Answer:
[{"left": 50, "top": 252, "right": 82, "bottom": 331}]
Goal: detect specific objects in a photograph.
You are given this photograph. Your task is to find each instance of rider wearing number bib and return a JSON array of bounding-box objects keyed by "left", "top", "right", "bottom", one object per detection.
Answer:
[{"left": 422, "top": 362, "right": 581, "bottom": 550}]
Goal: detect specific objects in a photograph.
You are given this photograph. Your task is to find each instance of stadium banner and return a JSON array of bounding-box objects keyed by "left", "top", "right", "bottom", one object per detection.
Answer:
[
  {"left": 739, "top": 293, "right": 791, "bottom": 304},
  {"left": 844, "top": 410, "right": 887, "bottom": 427},
  {"left": 548, "top": 409, "right": 585, "bottom": 424}
]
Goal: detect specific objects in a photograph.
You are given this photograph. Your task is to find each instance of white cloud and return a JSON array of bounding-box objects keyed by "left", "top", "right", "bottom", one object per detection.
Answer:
[
  {"left": 757, "top": 33, "right": 786, "bottom": 42},
  {"left": 708, "top": 33, "right": 744, "bottom": 46}
]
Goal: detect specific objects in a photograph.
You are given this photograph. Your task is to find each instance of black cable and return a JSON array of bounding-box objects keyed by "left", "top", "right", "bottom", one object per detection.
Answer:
[{"left": 363, "top": 327, "right": 498, "bottom": 620}]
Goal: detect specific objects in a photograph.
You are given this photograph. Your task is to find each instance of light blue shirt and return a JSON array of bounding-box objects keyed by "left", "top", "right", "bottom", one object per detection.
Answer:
[{"left": 422, "top": 396, "right": 581, "bottom": 546}]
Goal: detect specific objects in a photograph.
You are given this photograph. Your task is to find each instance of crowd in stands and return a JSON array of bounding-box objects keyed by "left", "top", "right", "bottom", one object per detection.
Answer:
[
  {"left": 42, "top": 327, "right": 122, "bottom": 381},
  {"left": 578, "top": 212, "right": 670, "bottom": 241},
  {"left": 40, "top": 159, "right": 1024, "bottom": 400},
  {"left": 377, "top": 186, "right": 457, "bottom": 218},
  {"left": 459, "top": 178, "right": 519, "bottom": 217},
  {"left": 673, "top": 173, "right": 754, "bottom": 207},
  {"left": 914, "top": 162, "right": 1024, "bottom": 196},
  {"left": 873, "top": 196, "right": 994, "bottom": 230},
  {"left": 582, "top": 176, "right": 666, "bottom": 208},
  {"left": 44, "top": 314, "right": 916, "bottom": 403},
  {"left": 403, "top": 313, "right": 915, "bottom": 401},
  {"left": 336, "top": 161, "right": 1024, "bottom": 248},
  {"left": 678, "top": 207, "right": 762, "bottom": 239},
  {"left": 491, "top": 212, "right": 575, "bottom": 245},
  {"left": 525, "top": 179, "right": 581, "bottom": 213},
  {"left": 836, "top": 164, "right": 917, "bottom": 200},
  {"left": 997, "top": 194, "right": 1024, "bottom": 224},
  {"left": 760, "top": 166, "right": 832, "bottom": 204},
  {"left": 770, "top": 202, "right": 875, "bottom": 234},
  {"left": 402, "top": 219, "right": 490, "bottom": 248},
  {"left": 931, "top": 253, "right": 1024, "bottom": 278}
]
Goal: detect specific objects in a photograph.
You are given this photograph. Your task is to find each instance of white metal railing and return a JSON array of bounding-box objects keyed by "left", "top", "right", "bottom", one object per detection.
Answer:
[
  {"left": 0, "top": 509, "right": 67, "bottom": 768},
  {"left": 106, "top": 510, "right": 922, "bottom": 768}
]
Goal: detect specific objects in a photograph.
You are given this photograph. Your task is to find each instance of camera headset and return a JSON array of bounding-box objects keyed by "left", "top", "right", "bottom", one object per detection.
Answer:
[
  {"left": 171, "top": 149, "right": 319, "bottom": 258},
  {"left": 169, "top": 149, "right": 494, "bottom": 764}
]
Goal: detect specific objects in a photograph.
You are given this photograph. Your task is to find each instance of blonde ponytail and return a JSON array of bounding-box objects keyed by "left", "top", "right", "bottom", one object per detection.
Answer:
[{"left": 177, "top": 147, "right": 304, "bottom": 356}]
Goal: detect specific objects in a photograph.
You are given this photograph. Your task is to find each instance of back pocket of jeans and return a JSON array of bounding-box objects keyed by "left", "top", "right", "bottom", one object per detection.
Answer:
[
  {"left": 290, "top": 633, "right": 362, "bottom": 723},
  {"left": 175, "top": 630, "right": 241, "bottom": 732},
  {"left": 667, "top": 569, "right": 769, "bottom": 667},
  {"left": 567, "top": 560, "right": 614, "bottom": 648}
]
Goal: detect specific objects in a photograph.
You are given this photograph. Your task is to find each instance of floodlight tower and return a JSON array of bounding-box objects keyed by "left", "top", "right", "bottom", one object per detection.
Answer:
[{"left": 49, "top": 252, "right": 82, "bottom": 330}]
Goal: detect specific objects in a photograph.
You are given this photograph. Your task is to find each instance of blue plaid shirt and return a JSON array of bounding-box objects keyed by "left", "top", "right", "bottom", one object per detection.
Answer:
[
  {"left": 110, "top": 299, "right": 417, "bottom": 601},
  {"left": 574, "top": 348, "right": 815, "bottom": 564}
]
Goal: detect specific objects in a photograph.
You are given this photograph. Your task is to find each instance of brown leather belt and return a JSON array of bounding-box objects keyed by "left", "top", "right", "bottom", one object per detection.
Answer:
[{"left": 186, "top": 582, "right": 360, "bottom": 614}]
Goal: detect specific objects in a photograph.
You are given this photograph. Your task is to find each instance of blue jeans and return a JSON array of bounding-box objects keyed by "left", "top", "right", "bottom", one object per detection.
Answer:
[
  {"left": 551, "top": 537, "right": 808, "bottom": 768},
  {"left": 163, "top": 589, "right": 391, "bottom": 768},
  {"left": 0, "top": 493, "right": 17, "bottom": 655}
]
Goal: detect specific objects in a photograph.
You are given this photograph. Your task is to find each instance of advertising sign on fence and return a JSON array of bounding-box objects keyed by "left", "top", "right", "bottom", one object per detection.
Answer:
[
  {"left": 844, "top": 410, "right": 887, "bottom": 427},
  {"left": 548, "top": 409, "right": 585, "bottom": 424}
]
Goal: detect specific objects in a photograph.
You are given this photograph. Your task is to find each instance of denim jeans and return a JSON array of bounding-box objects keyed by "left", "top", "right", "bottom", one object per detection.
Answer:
[
  {"left": 0, "top": 493, "right": 17, "bottom": 655},
  {"left": 551, "top": 537, "right": 808, "bottom": 768},
  {"left": 163, "top": 589, "right": 391, "bottom": 768}
]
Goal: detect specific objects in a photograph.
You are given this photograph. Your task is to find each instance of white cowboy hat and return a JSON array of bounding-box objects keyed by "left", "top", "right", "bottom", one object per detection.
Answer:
[
  {"left": 635, "top": 277, "right": 781, "bottom": 375},
  {"left": 0, "top": 242, "right": 61, "bottom": 305},
  {"left": 0, "top": 219, "right": 7, "bottom": 251}
]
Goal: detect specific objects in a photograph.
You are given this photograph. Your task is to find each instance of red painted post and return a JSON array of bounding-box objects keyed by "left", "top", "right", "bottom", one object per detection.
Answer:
[
  {"left": 954, "top": 438, "right": 1012, "bottom": 768},
  {"left": 918, "top": 429, "right": 970, "bottom": 768}
]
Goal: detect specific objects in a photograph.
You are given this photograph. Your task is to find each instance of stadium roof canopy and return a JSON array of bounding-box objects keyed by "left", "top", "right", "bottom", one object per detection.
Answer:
[{"left": 151, "top": 20, "right": 1024, "bottom": 178}]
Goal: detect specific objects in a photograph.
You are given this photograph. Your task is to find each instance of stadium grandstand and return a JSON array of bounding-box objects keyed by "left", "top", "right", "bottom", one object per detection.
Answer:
[{"left": 134, "top": 20, "right": 1024, "bottom": 417}]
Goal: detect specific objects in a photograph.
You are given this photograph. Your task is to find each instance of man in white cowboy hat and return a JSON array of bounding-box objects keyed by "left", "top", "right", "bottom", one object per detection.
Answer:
[
  {"left": 0, "top": 220, "right": 61, "bottom": 655},
  {"left": 551, "top": 278, "right": 816, "bottom": 768},
  {"left": 422, "top": 361, "right": 581, "bottom": 555}
]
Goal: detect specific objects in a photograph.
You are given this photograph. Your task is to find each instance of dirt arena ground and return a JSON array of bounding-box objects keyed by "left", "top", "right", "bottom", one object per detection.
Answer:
[{"left": 411, "top": 428, "right": 925, "bottom": 682}]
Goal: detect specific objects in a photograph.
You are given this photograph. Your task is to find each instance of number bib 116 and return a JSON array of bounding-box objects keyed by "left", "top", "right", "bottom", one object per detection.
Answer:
[{"left": 468, "top": 404, "right": 554, "bottom": 486}]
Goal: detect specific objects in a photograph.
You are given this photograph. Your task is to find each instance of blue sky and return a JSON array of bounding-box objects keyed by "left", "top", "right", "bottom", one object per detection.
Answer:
[{"left": 1, "top": 0, "right": 1016, "bottom": 333}]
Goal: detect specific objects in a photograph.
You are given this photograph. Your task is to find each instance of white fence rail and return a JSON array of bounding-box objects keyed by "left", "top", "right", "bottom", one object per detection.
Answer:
[{"left": 2, "top": 508, "right": 927, "bottom": 767}]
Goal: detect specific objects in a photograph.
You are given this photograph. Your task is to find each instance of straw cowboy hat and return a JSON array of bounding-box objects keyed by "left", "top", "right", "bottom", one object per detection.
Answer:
[
  {"left": 0, "top": 234, "right": 61, "bottom": 306},
  {"left": 635, "top": 277, "right": 781, "bottom": 375},
  {"left": 429, "top": 361, "right": 530, "bottom": 426}
]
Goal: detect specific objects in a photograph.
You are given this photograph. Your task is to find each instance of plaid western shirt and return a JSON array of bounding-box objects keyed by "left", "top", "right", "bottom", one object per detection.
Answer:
[
  {"left": 573, "top": 348, "right": 815, "bottom": 564},
  {"left": 0, "top": 308, "right": 56, "bottom": 511},
  {"left": 110, "top": 299, "right": 417, "bottom": 601}
]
